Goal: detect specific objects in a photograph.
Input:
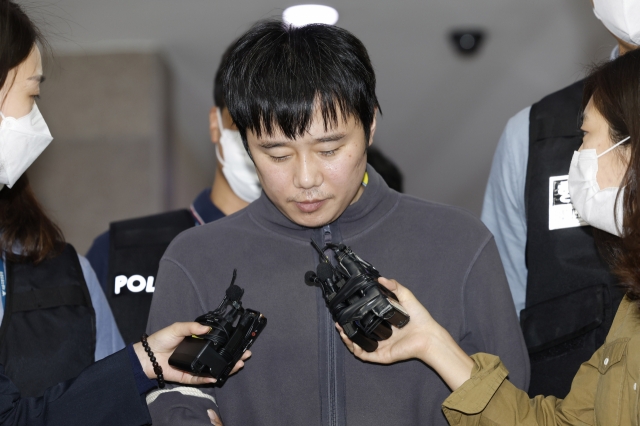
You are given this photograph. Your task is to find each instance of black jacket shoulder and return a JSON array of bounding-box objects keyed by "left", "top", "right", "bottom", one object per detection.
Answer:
[{"left": 531, "top": 80, "right": 585, "bottom": 140}]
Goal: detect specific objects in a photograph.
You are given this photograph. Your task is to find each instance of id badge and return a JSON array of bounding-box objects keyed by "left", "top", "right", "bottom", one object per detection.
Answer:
[{"left": 549, "top": 175, "right": 587, "bottom": 230}]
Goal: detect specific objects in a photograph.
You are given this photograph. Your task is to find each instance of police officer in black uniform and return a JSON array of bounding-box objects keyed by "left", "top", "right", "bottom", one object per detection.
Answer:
[{"left": 481, "top": 1, "right": 639, "bottom": 398}]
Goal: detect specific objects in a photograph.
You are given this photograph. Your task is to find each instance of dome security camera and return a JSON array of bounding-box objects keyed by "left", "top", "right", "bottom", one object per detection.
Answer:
[{"left": 450, "top": 30, "right": 486, "bottom": 56}]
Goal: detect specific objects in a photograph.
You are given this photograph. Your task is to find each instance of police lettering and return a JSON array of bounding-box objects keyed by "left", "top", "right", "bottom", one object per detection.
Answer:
[{"left": 114, "top": 275, "right": 155, "bottom": 295}]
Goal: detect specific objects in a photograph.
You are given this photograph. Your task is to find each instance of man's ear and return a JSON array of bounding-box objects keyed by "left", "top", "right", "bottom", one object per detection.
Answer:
[
  {"left": 209, "top": 106, "right": 221, "bottom": 144},
  {"left": 368, "top": 111, "right": 378, "bottom": 148}
]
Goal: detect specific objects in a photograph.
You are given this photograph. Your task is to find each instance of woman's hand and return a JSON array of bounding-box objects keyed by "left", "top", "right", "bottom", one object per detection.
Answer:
[
  {"left": 336, "top": 277, "right": 474, "bottom": 390},
  {"left": 336, "top": 277, "right": 435, "bottom": 364},
  {"left": 133, "top": 322, "right": 252, "bottom": 386}
]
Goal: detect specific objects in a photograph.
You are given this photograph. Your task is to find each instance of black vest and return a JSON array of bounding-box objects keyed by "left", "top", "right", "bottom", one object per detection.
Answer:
[
  {"left": 523, "top": 80, "right": 624, "bottom": 398},
  {"left": 107, "top": 209, "right": 195, "bottom": 344},
  {"left": 0, "top": 244, "right": 96, "bottom": 398}
]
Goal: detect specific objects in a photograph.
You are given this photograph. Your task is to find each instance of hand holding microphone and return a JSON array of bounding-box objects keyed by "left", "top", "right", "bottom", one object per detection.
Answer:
[{"left": 133, "top": 321, "right": 253, "bottom": 386}]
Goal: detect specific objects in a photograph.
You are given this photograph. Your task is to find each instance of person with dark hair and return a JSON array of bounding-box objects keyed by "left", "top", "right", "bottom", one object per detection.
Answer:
[
  {"left": 480, "top": 0, "right": 638, "bottom": 398},
  {"left": 0, "top": 0, "right": 123, "bottom": 400},
  {"left": 146, "top": 20, "right": 529, "bottom": 425},
  {"left": 0, "top": 1, "right": 249, "bottom": 424},
  {"left": 85, "top": 42, "right": 261, "bottom": 346},
  {"left": 341, "top": 47, "right": 640, "bottom": 425}
]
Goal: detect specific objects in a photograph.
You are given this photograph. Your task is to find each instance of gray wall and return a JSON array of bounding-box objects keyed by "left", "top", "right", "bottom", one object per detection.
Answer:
[
  {"left": 22, "top": 0, "right": 615, "bottom": 252},
  {"left": 28, "top": 52, "right": 171, "bottom": 253}
]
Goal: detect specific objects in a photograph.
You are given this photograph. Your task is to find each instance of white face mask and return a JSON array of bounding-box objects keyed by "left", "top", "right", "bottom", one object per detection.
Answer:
[
  {"left": 568, "top": 136, "right": 629, "bottom": 236},
  {"left": 0, "top": 103, "right": 53, "bottom": 189},
  {"left": 215, "top": 109, "right": 262, "bottom": 203},
  {"left": 593, "top": 0, "right": 640, "bottom": 46}
]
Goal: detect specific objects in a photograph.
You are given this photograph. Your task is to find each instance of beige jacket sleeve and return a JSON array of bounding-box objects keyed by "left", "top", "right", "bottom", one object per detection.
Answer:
[{"left": 442, "top": 352, "right": 599, "bottom": 426}]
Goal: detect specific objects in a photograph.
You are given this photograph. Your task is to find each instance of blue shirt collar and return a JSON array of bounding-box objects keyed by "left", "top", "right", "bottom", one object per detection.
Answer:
[{"left": 190, "top": 189, "right": 226, "bottom": 225}]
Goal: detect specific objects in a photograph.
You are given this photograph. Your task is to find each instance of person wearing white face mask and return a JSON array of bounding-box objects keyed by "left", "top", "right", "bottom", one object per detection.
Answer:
[
  {"left": 0, "top": 3, "right": 251, "bottom": 425},
  {"left": 0, "top": 0, "right": 126, "bottom": 400},
  {"left": 0, "top": 103, "right": 52, "bottom": 189},
  {"left": 568, "top": 135, "right": 629, "bottom": 237},
  {"left": 480, "top": 0, "right": 639, "bottom": 398},
  {"left": 337, "top": 48, "right": 640, "bottom": 425},
  {"left": 84, "top": 43, "right": 262, "bottom": 348}
]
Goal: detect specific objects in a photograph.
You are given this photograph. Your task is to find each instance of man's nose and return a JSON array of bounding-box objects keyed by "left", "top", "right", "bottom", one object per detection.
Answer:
[{"left": 293, "top": 154, "right": 322, "bottom": 189}]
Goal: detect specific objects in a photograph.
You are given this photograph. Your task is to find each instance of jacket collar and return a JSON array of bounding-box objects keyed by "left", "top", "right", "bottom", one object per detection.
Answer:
[
  {"left": 247, "top": 165, "right": 400, "bottom": 242},
  {"left": 190, "top": 189, "right": 225, "bottom": 225}
]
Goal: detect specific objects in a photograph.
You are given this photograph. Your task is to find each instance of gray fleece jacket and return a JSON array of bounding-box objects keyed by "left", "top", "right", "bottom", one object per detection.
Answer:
[{"left": 146, "top": 166, "right": 529, "bottom": 426}]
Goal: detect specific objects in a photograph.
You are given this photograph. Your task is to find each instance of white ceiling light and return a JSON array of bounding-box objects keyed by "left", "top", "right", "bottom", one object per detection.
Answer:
[{"left": 283, "top": 5, "right": 339, "bottom": 27}]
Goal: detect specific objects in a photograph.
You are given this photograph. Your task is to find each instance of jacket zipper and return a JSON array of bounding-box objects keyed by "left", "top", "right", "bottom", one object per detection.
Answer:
[{"left": 323, "top": 224, "right": 337, "bottom": 426}]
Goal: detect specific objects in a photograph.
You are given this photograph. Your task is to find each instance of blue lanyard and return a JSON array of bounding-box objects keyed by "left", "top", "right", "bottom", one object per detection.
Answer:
[{"left": 0, "top": 258, "right": 5, "bottom": 309}]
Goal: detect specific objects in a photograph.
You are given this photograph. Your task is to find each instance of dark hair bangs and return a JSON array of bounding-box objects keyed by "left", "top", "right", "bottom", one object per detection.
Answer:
[{"left": 222, "top": 20, "right": 380, "bottom": 145}]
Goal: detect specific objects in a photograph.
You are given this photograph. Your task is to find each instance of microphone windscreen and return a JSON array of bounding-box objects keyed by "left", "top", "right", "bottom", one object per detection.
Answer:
[
  {"left": 305, "top": 271, "right": 320, "bottom": 286},
  {"left": 317, "top": 262, "right": 334, "bottom": 282},
  {"left": 226, "top": 285, "right": 244, "bottom": 302}
]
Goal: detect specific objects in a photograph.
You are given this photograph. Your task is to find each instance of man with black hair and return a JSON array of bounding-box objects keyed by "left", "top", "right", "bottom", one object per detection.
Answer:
[
  {"left": 85, "top": 44, "right": 261, "bottom": 345},
  {"left": 147, "top": 20, "right": 528, "bottom": 426}
]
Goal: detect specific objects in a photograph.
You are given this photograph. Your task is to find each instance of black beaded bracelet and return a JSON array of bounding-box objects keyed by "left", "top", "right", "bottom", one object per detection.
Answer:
[{"left": 141, "top": 333, "right": 165, "bottom": 389}]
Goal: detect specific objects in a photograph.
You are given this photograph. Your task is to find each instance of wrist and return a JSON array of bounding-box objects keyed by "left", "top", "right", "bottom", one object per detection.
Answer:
[
  {"left": 127, "top": 344, "right": 158, "bottom": 394},
  {"left": 139, "top": 333, "right": 166, "bottom": 388},
  {"left": 421, "top": 325, "right": 474, "bottom": 391},
  {"left": 418, "top": 324, "right": 450, "bottom": 364},
  {"left": 133, "top": 342, "right": 153, "bottom": 379}
]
